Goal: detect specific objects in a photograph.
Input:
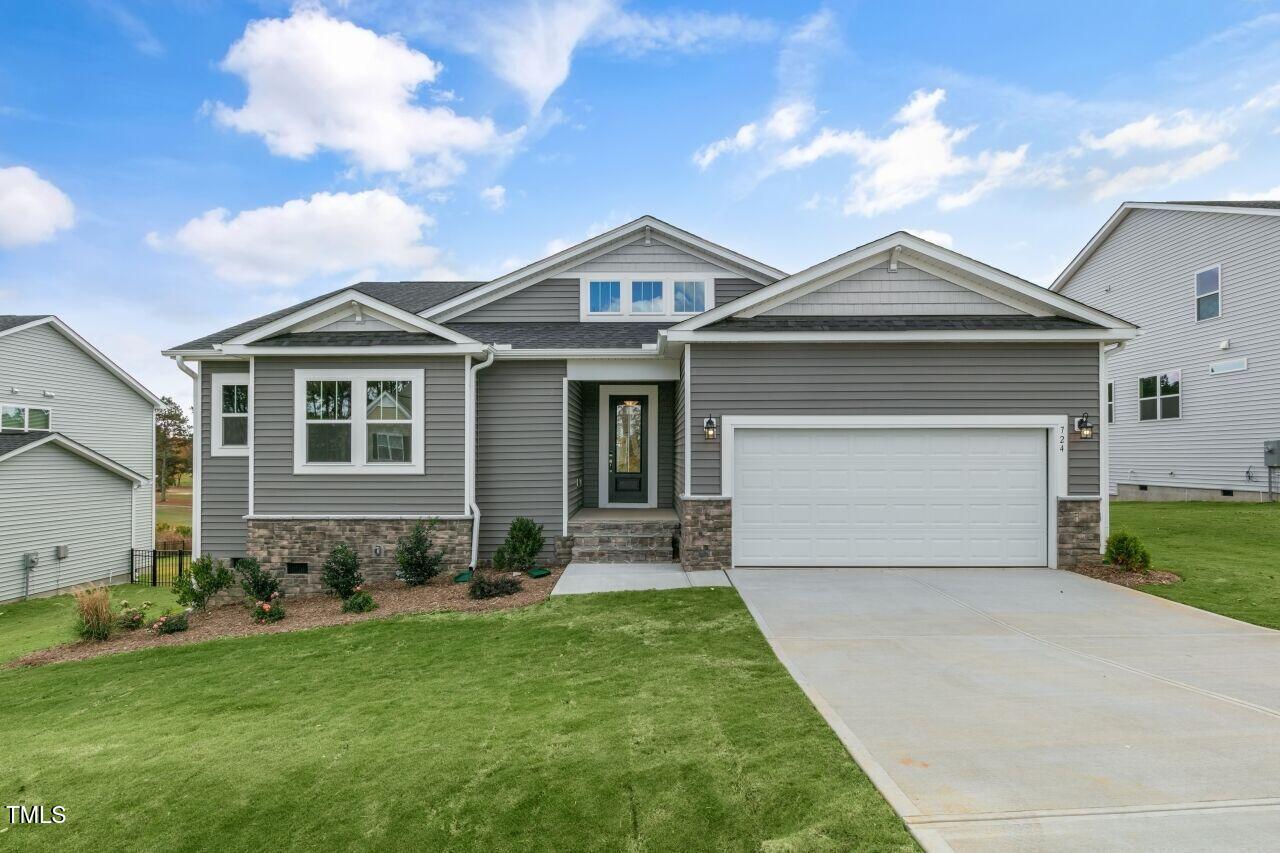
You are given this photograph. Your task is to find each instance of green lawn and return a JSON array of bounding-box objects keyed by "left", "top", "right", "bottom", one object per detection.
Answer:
[
  {"left": 0, "top": 583, "right": 181, "bottom": 664},
  {"left": 154, "top": 502, "right": 192, "bottom": 529},
  {"left": 1112, "top": 501, "right": 1280, "bottom": 630},
  {"left": 0, "top": 590, "right": 916, "bottom": 852}
]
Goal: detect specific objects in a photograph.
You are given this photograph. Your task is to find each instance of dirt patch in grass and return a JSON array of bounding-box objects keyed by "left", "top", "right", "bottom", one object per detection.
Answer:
[
  {"left": 10, "top": 568, "right": 562, "bottom": 668},
  {"left": 1068, "top": 561, "right": 1180, "bottom": 589}
]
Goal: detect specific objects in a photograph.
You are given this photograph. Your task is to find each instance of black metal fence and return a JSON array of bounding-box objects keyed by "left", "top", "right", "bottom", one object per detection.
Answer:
[{"left": 131, "top": 549, "right": 191, "bottom": 587}]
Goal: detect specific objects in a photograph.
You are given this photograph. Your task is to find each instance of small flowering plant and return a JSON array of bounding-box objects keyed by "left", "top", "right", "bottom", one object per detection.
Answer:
[
  {"left": 115, "top": 599, "right": 153, "bottom": 631},
  {"left": 151, "top": 609, "right": 190, "bottom": 635},
  {"left": 252, "top": 595, "right": 286, "bottom": 624},
  {"left": 237, "top": 558, "right": 286, "bottom": 623}
]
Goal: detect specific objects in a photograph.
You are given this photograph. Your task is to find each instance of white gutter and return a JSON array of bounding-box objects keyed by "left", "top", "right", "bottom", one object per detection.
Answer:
[
  {"left": 466, "top": 347, "right": 496, "bottom": 568},
  {"left": 175, "top": 356, "right": 200, "bottom": 555}
]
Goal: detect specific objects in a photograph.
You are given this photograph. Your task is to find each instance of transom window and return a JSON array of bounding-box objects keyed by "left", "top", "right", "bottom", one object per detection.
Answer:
[
  {"left": 0, "top": 405, "right": 51, "bottom": 432},
  {"left": 1195, "top": 266, "right": 1220, "bottom": 321},
  {"left": 1138, "top": 370, "right": 1180, "bottom": 421},
  {"left": 293, "top": 370, "right": 423, "bottom": 474},
  {"left": 580, "top": 275, "right": 714, "bottom": 320},
  {"left": 211, "top": 373, "right": 250, "bottom": 456}
]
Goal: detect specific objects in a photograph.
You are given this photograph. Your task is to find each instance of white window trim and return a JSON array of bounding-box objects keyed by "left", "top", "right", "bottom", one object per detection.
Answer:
[
  {"left": 1137, "top": 369, "right": 1181, "bottom": 422},
  {"left": 718, "top": 414, "right": 1070, "bottom": 571},
  {"left": 597, "top": 384, "right": 659, "bottom": 508},
  {"left": 1194, "top": 264, "right": 1222, "bottom": 322},
  {"left": 211, "top": 373, "right": 250, "bottom": 457},
  {"left": 0, "top": 404, "right": 54, "bottom": 432},
  {"left": 292, "top": 368, "right": 424, "bottom": 475},
  {"left": 1106, "top": 381, "right": 1114, "bottom": 424},
  {"left": 1209, "top": 357, "right": 1247, "bottom": 375},
  {"left": 579, "top": 274, "right": 715, "bottom": 321}
]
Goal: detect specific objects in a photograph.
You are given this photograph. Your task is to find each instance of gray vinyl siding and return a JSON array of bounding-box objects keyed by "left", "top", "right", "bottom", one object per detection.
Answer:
[
  {"left": 0, "top": 443, "right": 133, "bottom": 602},
  {"left": 0, "top": 322, "right": 155, "bottom": 548},
  {"left": 200, "top": 361, "right": 250, "bottom": 558},
  {"left": 715, "top": 278, "right": 765, "bottom": 307},
  {"left": 252, "top": 357, "right": 466, "bottom": 515},
  {"left": 674, "top": 348, "right": 686, "bottom": 498},
  {"left": 763, "top": 261, "right": 1024, "bottom": 316},
  {"left": 476, "top": 360, "right": 565, "bottom": 560},
  {"left": 567, "top": 380, "right": 583, "bottom": 516},
  {"left": 1057, "top": 207, "right": 1280, "bottom": 494},
  {"left": 688, "top": 343, "right": 1100, "bottom": 495},
  {"left": 656, "top": 383, "right": 675, "bottom": 507},
  {"left": 567, "top": 238, "right": 734, "bottom": 274},
  {"left": 454, "top": 279, "right": 579, "bottom": 322},
  {"left": 582, "top": 384, "right": 599, "bottom": 508}
]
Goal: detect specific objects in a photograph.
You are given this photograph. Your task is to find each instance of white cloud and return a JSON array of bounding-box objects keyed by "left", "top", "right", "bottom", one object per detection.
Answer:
[
  {"left": 1228, "top": 184, "right": 1280, "bottom": 200},
  {"left": 0, "top": 166, "right": 75, "bottom": 248},
  {"left": 777, "top": 89, "right": 1030, "bottom": 216},
  {"left": 905, "top": 229, "right": 954, "bottom": 248},
  {"left": 481, "top": 185, "right": 507, "bottom": 211},
  {"left": 149, "top": 190, "right": 443, "bottom": 285},
  {"left": 1080, "top": 110, "right": 1222, "bottom": 156},
  {"left": 1089, "top": 143, "right": 1237, "bottom": 200},
  {"left": 594, "top": 9, "right": 775, "bottom": 55},
  {"left": 212, "top": 6, "right": 516, "bottom": 180}
]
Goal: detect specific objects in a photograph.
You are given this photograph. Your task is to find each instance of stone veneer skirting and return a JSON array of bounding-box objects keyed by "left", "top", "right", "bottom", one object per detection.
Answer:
[
  {"left": 678, "top": 497, "right": 732, "bottom": 571},
  {"left": 1056, "top": 498, "right": 1101, "bottom": 569},
  {"left": 247, "top": 518, "right": 472, "bottom": 595}
]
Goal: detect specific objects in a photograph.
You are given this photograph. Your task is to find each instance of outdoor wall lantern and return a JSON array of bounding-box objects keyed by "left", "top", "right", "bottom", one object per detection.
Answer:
[
  {"left": 1075, "top": 414, "right": 1095, "bottom": 440},
  {"left": 703, "top": 415, "right": 719, "bottom": 440}
]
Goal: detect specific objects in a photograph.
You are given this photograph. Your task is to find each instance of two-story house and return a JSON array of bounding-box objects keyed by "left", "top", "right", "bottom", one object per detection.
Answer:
[
  {"left": 0, "top": 315, "right": 161, "bottom": 601},
  {"left": 1053, "top": 201, "right": 1280, "bottom": 501},
  {"left": 166, "top": 217, "right": 1134, "bottom": 590}
]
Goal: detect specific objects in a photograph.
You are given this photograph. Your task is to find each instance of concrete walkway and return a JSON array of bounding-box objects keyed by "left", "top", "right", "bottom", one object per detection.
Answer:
[
  {"left": 551, "top": 562, "right": 730, "bottom": 595},
  {"left": 731, "top": 567, "right": 1280, "bottom": 853}
]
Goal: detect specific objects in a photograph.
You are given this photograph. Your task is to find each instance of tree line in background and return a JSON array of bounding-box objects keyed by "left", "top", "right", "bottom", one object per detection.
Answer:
[{"left": 155, "top": 396, "right": 192, "bottom": 501}]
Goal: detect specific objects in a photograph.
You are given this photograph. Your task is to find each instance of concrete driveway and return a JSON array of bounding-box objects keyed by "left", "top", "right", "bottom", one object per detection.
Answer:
[{"left": 730, "top": 567, "right": 1280, "bottom": 852}]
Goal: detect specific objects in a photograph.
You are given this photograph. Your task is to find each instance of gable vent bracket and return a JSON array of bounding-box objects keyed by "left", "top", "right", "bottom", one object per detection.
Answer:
[
  {"left": 352, "top": 302, "right": 364, "bottom": 323},
  {"left": 888, "top": 245, "right": 901, "bottom": 274},
  {"left": 643, "top": 225, "right": 652, "bottom": 246}
]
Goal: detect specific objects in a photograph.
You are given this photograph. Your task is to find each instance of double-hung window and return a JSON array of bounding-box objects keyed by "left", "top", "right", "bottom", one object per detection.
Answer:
[
  {"left": 1138, "top": 370, "right": 1180, "bottom": 421},
  {"left": 294, "top": 369, "right": 423, "bottom": 474},
  {"left": 0, "top": 405, "right": 51, "bottom": 432},
  {"left": 1106, "top": 382, "right": 1114, "bottom": 424},
  {"left": 211, "top": 373, "right": 250, "bottom": 456},
  {"left": 1195, "top": 266, "right": 1220, "bottom": 321}
]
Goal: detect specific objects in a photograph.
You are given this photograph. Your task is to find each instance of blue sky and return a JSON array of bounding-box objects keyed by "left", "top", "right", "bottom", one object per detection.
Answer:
[{"left": 3, "top": 0, "right": 1280, "bottom": 407}]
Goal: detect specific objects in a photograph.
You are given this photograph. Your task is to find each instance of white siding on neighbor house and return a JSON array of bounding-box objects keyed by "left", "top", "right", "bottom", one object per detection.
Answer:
[
  {"left": 0, "top": 442, "right": 134, "bottom": 601},
  {"left": 566, "top": 237, "right": 735, "bottom": 274},
  {"left": 0, "top": 322, "right": 155, "bottom": 548},
  {"left": 1057, "top": 208, "right": 1280, "bottom": 494},
  {"left": 763, "top": 261, "right": 1026, "bottom": 316}
]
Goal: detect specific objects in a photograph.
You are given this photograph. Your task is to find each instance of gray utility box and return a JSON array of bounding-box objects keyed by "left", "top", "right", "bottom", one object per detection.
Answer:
[{"left": 1266, "top": 440, "right": 1280, "bottom": 468}]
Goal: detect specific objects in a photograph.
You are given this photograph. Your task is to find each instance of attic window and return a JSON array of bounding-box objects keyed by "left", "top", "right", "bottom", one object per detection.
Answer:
[{"left": 580, "top": 276, "right": 714, "bottom": 321}]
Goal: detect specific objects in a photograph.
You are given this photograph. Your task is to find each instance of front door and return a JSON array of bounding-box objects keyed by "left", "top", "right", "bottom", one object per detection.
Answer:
[{"left": 608, "top": 394, "right": 647, "bottom": 503}]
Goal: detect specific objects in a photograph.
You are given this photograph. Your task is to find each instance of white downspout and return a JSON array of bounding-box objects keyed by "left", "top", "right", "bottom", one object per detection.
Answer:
[
  {"left": 467, "top": 347, "right": 496, "bottom": 569},
  {"left": 175, "top": 356, "right": 200, "bottom": 555}
]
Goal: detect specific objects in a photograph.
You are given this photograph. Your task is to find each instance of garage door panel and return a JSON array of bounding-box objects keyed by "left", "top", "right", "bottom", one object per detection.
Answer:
[{"left": 734, "top": 427, "right": 1048, "bottom": 568}]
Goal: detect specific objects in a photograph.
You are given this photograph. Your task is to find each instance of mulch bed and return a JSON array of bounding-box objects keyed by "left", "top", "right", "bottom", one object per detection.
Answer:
[
  {"left": 1067, "top": 561, "right": 1180, "bottom": 589},
  {"left": 11, "top": 568, "right": 564, "bottom": 669}
]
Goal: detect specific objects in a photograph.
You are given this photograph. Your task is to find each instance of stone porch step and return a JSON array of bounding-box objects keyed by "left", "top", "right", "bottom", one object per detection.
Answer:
[{"left": 568, "top": 517, "right": 680, "bottom": 564}]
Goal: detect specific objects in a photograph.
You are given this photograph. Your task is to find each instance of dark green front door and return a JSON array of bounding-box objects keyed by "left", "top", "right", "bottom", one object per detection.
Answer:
[{"left": 608, "top": 394, "right": 647, "bottom": 503}]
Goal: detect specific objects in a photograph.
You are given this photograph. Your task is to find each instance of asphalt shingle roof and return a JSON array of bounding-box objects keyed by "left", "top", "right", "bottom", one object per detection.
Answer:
[
  {"left": 0, "top": 431, "right": 54, "bottom": 456},
  {"left": 0, "top": 315, "right": 50, "bottom": 333},
  {"left": 449, "top": 322, "right": 673, "bottom": 348},
  {"left": 703, "top": 315, "right": 1100, "bottom": 332},
  {"left": 251, "top": 331, "right": 449, "bottom": 347},
  {"left": 166, "top": 282, "right": 487, "bottom": 352},
  {"left": 1168, "top": 200, "right": 1280, "bottom": 209}
]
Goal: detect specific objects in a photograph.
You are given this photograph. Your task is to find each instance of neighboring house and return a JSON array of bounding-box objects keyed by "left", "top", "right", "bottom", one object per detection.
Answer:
[
  {"left": 0, "top": 315, "right": 161, "bottom": 601},
  {"left": 1053, "top": 201, "right": 1280, "bottom": 501},
  {"left": 164, "top": 217, "right": 1133, "bottom": 588}
]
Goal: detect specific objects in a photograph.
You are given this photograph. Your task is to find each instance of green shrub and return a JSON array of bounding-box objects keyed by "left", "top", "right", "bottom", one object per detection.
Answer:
[
  {"left": 176, "top": 525, "right": 192, "bottom": 539},
  {"left": 237, "top": 557, "right": 280, "bottom": 603},
  {"left": 172, "top": 555, "right": 234, "bottom": 610},
  {"left": 1105, "top": 531, "right": 1151, "bottom": 572},
  {"left": 494, "top": 517, "right": 544, "bottom": 572},
  {"left": 322, "top": 544, "right": 364, "bottom": 599},
  {"left": 396, "top": 521, "right": 444, "bottom": 586},
  {"left": 74, "top": 586, "right": 113, "bottom": 642},
  {"left": 469, "top": 570, "right": 523, "bottom": 600},
  {"left": 115, "top": 599, "right": 152, "bottom": 631},
  {"left": 151, "top": 610, "right": 189, "bottom": 635},
  {"left": 341, "top": 590, "right": 377, "bottom": 613},
  {"left": 250, "top": 598, "right": 285, "bottom": 623}
]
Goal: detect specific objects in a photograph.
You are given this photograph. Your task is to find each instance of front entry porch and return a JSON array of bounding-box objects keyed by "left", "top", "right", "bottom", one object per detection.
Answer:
[{"left": 567, "top": 507, "right": 680, "bottom": 563}]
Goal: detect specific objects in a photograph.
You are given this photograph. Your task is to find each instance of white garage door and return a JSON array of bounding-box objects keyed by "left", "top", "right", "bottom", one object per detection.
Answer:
[{"left": 733, "top": 428, "right": 1048, "bottom": 567}]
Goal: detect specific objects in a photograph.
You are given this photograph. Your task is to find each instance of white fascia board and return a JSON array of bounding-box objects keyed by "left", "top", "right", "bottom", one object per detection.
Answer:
[
  {"left": 0, "top": 433, "right": 146, "bottom": 484},
  {"left": 492, "top": 347, "right": 666, "bottom": 360},
  {"left": 1, "top": 316, "right": 164, "bottom": 407},
  {"left": 425, "top": 216, "right": 785, "bottom": 322},
  {"left": 665, "top": 328, "right": 1139, "bottom": 344},
  {"left": 224, "top": 289, "right": 479, "bottom": 346},
  {"left": 218, "top": 343, "right": 487, "bottom": 356},
  {"left": 1051, "top": 202, "right": 1280, "bottom": 293}
]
